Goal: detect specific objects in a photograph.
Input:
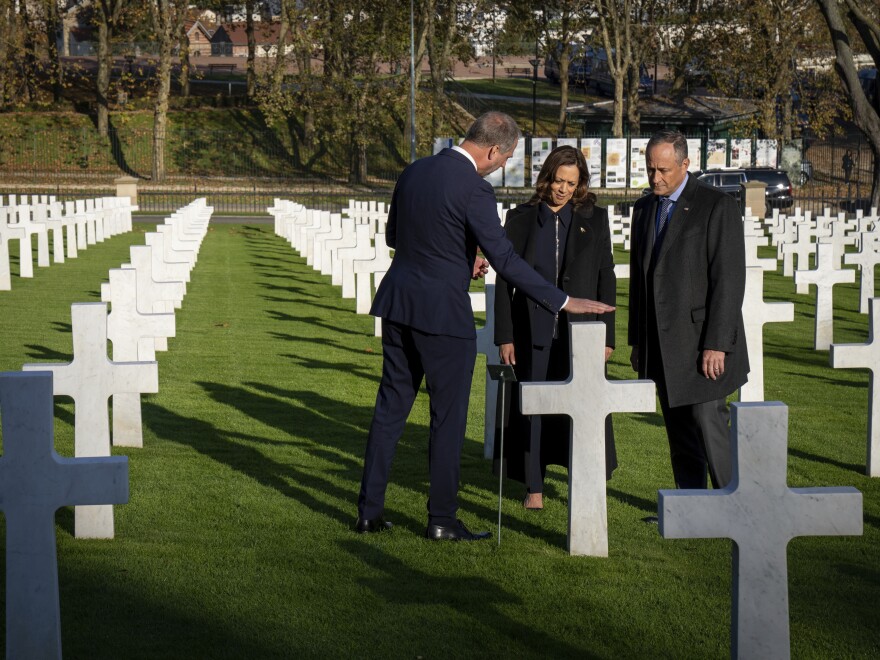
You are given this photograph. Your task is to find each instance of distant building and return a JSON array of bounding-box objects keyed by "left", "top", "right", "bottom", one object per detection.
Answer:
[
  {"left": 566, "top": 95, "right": 760, "bottom": 138},
  {"left": 215, "top": 1, "right": 282, "bottom": 23},
  {"left": 185, "top": 20, "right": 215, "bottom": 57},
  {"left": 210, "top": 22, "right": 291, "bottom": 57}
]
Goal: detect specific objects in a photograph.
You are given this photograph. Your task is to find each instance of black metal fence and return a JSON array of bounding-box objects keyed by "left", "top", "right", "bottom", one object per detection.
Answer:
[{"left": 0, "top": 127, "right": 873, "bottom": 216}]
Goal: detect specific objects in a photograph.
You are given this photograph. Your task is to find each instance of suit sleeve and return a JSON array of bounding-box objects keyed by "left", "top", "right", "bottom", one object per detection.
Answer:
[
  {"left": 596, "top": 210, "right": 617, "bottom": 348},
  {"left": 467, "top": 181, "right": 567, "bottom": 313},
  {"left": 703, "top": 193, "right": 746, "bottom": 352},
  {"left": 493, "top": 210, "right": 517, "bottom": 346},
  {"left": 627, "top": 204, "right": 644, "bottom": 347},
  {"left": 385, "top": 182, "right": 399, "bottom": 249}
]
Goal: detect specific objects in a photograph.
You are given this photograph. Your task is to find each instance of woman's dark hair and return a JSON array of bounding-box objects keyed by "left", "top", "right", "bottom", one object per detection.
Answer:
[{"left": 528, "top": 145, "right": 595, "bottom": 208}]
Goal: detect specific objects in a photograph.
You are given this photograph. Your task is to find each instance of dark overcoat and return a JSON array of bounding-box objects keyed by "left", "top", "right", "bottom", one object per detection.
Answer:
[
  {"left": 493, "top": 201, "right": 617, "bottom": 480},
  {"left": 627, "top": 176, "right": 749, "bottom": 408}
]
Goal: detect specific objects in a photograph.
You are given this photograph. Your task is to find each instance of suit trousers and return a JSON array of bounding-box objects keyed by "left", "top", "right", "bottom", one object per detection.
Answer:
[
  {"left": 657, "top": 392, "right": 732, "bottom": 489},
  {"left": 358, "top": 319, "right": 477, "bottom": 526}
]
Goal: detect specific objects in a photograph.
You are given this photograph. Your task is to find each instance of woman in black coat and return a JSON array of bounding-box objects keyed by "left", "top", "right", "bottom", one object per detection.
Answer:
[{"left": 493, "top": 145, "right": 617, "bottom": 510}]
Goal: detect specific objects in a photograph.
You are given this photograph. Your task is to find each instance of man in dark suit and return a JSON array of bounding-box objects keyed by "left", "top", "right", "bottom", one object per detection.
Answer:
[
  {"left": 356, "top": 112, "right": 615, "bottom": 540},
  {"left": 628, "top": 130, "right": 749, "bottom": 490}
]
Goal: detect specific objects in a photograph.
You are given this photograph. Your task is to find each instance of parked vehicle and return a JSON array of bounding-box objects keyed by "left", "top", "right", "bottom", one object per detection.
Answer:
[
  {"left": 697, "top": 168, "right": 794, "bottom": 210},
  {"left": 588, "top": 49, "right": 652, "bottom": 96},
  {"left": 544, "top": 42, "right": 593, "bottom": 86}
]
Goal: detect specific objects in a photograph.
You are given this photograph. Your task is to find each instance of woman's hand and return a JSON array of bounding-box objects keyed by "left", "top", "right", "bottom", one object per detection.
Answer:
[{"left": 499, "top": 343, "right": 516, "bottom": 366}]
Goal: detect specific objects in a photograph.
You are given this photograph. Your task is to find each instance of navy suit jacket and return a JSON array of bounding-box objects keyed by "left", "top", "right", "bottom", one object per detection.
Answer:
[{"left": 371, "top": 149, "right": 567, "bottom": 339}]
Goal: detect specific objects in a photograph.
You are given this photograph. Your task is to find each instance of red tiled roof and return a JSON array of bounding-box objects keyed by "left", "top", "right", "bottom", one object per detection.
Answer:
[{"left": 211, "top": 22, "right": 282, "bottom": 46}]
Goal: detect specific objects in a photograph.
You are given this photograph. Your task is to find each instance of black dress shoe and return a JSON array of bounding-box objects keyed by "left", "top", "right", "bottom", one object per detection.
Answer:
[
  {"left": 424, "top": 519, "right": 491, "bottom": 541},
  {"left": 355, "top": 517, "right": 392, "bottom": 534}
]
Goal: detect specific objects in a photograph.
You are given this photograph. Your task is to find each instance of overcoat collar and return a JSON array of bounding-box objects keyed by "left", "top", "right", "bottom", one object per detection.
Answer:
[
  {"left": 518, "top": 202, "right": 594, "bottom": 270},
  {"left": 645, "top": 175, "right": 701, "bottom": 267}
]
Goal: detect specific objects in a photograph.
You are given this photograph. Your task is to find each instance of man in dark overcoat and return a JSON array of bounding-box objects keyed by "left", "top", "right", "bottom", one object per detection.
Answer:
[{"left": 628, "top": 130, "right": 749, "bottom": 489}]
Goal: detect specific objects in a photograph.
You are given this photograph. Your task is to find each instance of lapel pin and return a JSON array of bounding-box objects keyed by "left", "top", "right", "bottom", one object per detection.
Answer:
[{"left": 579, "top": 227, "right": 586, "bottom": 233}]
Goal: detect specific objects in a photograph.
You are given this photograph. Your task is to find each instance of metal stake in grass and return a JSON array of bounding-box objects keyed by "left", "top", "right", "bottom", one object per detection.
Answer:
[{"left": 487, "top": 363, "right": 517, "bottom": 546}]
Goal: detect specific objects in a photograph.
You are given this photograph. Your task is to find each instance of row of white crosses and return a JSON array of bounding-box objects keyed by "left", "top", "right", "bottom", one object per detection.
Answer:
[
  {"left": 21, "top": 198, "right": 210, "bottom": 538},
  {"left": 271, "top": 192, "right": 864, "bottom": 657},
  {"left": 2, "top": 199, "right": 210, "bottom": 659},
  {"left": 270, "top": 199, "right": 394, "bottom": 337},
  {"left": 0, "top": 195, "right": 136, "bottom": 291}
]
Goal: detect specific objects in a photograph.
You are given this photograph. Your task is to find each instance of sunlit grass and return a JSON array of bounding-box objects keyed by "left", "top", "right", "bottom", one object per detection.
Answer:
[{"left": 0, "top": 224, "right": 875, "bottom": 658}]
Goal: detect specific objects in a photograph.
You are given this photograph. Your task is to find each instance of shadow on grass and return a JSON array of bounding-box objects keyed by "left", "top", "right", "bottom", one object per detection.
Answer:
[
  {"left": 50, "top": 321, "right": 72, "bottom": 334},
  {"left": 607, "top": 488, "right": 656, "bottom": 515},
  {"left": 269, "top": 331, "right": 382, "bottom": 358},
  {"left": 338, "top": 539, "right": 597, "bottom": 659},
  {"left": 257, "top": 283, "right": 321, "bottom": 299},
  {"left": 788, "top": 446, "right": 865, "bottom": 474},
  {"left": 53, "top": 558, "right": 288, "bottom": 658},
  {"left": 267, "top": 312, "right": 367, "bottom": 336},
  {"left": 627, "top": 412, "right": 666, "bottom": 429},
  {"left": 141, "top": 401, "right": 406, "bottom": 532},
  {"left": 24, "top": 343, "right": 72, "bottom": 361}
]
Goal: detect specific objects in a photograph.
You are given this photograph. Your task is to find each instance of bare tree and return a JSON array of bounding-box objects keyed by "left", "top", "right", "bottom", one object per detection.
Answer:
[
  {"left": 816, "top": 0, "right": 880, "bottom": 208},
  {"left": 149, "top": 0, "right": 187, "bottom": 181},
  {"left": 94, "top": 0, "right": 127, "bottom": 137},
  {"left": 593, "top": 0, "right": 634, "bottom": 136}
]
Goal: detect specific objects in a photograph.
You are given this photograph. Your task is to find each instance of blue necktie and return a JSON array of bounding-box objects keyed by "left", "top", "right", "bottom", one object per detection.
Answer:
[
  {"left": 653, "top": 197, "right": 673, "bottom": 260},
  {"left": 657, "top": 196, "right": 673, "bottom": 238}
]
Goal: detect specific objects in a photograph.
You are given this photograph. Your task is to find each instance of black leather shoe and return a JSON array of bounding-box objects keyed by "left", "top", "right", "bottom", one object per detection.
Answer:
[
  {"left": 424, "top": 519, "right": 491, "bottom": 541},
  {"left": 355, "top": 517, "right": 392, "bottom": 534}
]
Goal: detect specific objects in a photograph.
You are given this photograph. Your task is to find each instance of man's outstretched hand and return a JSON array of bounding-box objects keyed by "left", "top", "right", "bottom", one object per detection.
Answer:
[{"left": 563, "top": 297, "right": 616, "bottom": 315}]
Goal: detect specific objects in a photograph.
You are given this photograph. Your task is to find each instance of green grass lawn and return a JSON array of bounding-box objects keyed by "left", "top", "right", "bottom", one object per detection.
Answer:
[{"left": 0, "top": 223, "right": 877, "bottom": 658}]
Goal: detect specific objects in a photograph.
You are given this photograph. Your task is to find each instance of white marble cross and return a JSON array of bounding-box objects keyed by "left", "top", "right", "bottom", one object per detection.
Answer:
[
  {"left": 781, "top": 225, "right": 816, "bottom": 289},
  {"left": 794, "top": 242, "right": 855, "bottom": 350},
  {"left": 740, "top": 267, "right": 794, "bottom": 402},
  {"left": 744, "top": 234, "right": 777, "bottom": 272},
  {"left": 145, "top": 232, "right": 192, "bottom": 283},
  {"left": 659, "top": 402, "right": 862, "bottom": 660},
  {"left": 105, "top": 268, "right": 175, "bottom": 448},
  {"left": 830, "top": 297, "right": 880, "bottom": 477},
  {"left": 844, "top": 233, "right": 880, "bottom": 314},
  {"left": 337, "top": 224, "right": 374, "bottom": 299},
  {"left": 127, "top": 244, "right": 186, "bottom": 310},
  {"left": 22, "top": 303, "right": 157, "bottom": 538},
  {"left": 314, "top": 213, "right": 343, "bottom": 274},
  {"left": 0, "top": 371, "right": 128, "bottom": 660},
  {"left": 353, "top": 232, "right": 393, "bottom": 315},
  {"left": 304, "top": 211, "right": 332, "bottom": 265},
  {"left": 326, "top": 217, "right": 357, "bottom": 282},
  {"left": 520, "top": 322, "right": 655, "bottom": 556},
  {"left": 0, "top": 223, "right": 12, "bottom": 290}
]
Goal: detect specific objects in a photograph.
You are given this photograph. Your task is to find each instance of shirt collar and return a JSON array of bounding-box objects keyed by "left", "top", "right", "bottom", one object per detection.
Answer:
[
  {"left": 665, "top": 173, "right": 689, "bottom": 202},
  {"left": 538, "top": 201, "right": 572, "bottom": 228},
  {"left": 451, "top": 145, "right": 477, "bottom": 172}
]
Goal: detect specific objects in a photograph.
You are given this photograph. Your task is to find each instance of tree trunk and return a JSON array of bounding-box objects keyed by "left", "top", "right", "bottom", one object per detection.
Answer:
[
  {"left": 626, "top": 62, "right": 640, "bottom": 136},
  {"left": 558, "top": 54, "right": 570, "bottom": 136},
  {"left": 246, "top": 0, "right": 256, "bottom": 98},
  {"left": 152, "top": 39, "right": 173, "bottom": 181},
  {"left": 46, "top": 0, "right": 62, "bottom": 103},
  {"left": 96, "top": 21, "right": 111, "bottom": 137},
  {"left": 612, "top": 74, "right": 624, "bottom": 137},
  {"left": 816, "top": 0, "right": 880, "bottom": 209},
  {"left": 0, "top": 0, "right": 12, "bottom": 108},
  {"left": 179, "top": 28, "right": 191, "bottom": 97}
]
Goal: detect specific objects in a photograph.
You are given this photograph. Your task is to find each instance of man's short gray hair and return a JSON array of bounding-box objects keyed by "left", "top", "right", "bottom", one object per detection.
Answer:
[
  {"left": 465, "top": 112, "right": 521, "bottom": 153},
  {"left": 647, "top": 130, "right": 688, "bottom": 165}
]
